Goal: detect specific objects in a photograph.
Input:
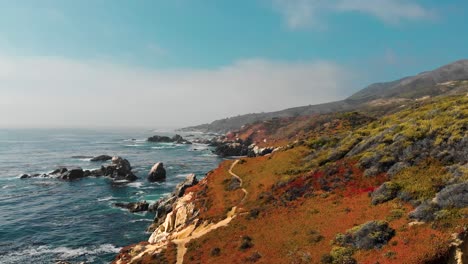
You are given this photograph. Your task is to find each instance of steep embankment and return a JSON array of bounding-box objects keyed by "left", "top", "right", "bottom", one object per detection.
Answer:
[{"left": 115, "top": 95, "right": 467, "bottom": 264}]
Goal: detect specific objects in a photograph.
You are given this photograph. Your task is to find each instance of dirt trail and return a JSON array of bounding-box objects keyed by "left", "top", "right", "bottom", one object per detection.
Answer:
[
  {"left": 174, "top": 159, "right": 248, "bottom": 264},
  {"left": 229, "top": 160, "right": 248, "bottom": 204}
]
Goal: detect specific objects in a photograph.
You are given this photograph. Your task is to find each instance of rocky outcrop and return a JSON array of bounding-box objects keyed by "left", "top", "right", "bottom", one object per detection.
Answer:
[
  {"left": 19, "top": 156, "right": 137, "bottom": 182},
  {"left": 60, "top": 168, "right": 85, "bottom": 180},
  {"left": 90, "top": 155, "right": 112, "bottom": 162},
  {"left": 148, "top": 192, "right": 197, "bottom": 244},
  {"left": 214, "top": 142, "right": 248, "bottom": 157},
  {"left": 148, "top": 162, "right": 166, "bottom": 182},
  {"left": 147, "top": 174, "right": 198, "bottom": 232},
  {"left": 147, "top": 134, "right": 191, "bottom": 144},
  {"left": 173, "top": 174, "right": 198, "bottom": 197},
  {"left": 115, "top": 201, "right": 149, "bottom": 213},
  {"left": 100, "top": 157, "right": 138, "bottom": 181}
]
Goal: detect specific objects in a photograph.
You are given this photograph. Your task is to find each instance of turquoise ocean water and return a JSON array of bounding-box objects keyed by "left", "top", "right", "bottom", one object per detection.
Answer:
[{"left": 0, "top": 129, "right": 221, "bottom": 263}]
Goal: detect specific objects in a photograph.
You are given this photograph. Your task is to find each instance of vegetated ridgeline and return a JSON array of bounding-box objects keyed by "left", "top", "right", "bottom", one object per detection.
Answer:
[
  {"left": 115, "top": 94, "right": 467, "bottom": 263},
  {"left": 180, "top": 59, "right": 468, "bottom": 133}
]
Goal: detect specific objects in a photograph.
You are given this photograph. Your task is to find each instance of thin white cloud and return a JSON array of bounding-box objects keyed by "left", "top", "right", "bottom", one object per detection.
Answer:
[
  {"left": 271, "top": 0, "right": 434, "bottom": 29},
  {"left": 0, "top": 55, "right": 353, "bottom": 128}
]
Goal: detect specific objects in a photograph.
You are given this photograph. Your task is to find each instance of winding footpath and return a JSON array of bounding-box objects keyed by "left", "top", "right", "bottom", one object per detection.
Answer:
[{"left": 173, "top": 159, "right": 248, "bottom": 264}]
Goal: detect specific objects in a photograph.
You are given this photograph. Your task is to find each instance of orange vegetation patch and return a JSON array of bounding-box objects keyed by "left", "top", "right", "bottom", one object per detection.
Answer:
[
  {"left": 183, "top": 189, "right": 447, "bottom": 264},
  {"left": 187, "top": 160, "right": 245, "bottom": 221},
  {"left": 181, "top": 145, "right": 460, "bottom": 264}
]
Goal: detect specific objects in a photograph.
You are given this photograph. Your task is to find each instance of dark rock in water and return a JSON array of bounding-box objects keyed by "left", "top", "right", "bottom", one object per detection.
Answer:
[
  {"left": 90, "top": 155, "right": 112, "bottom": 162},
  {"left": 172, "top": 134, "right": 192, "bottom": 144},
  {"left": 173, "top": 174, "right": 198, "bottom": 197},
  {"left": 89, "top": 168, "right": 104, "bottom": 177},
  {"left": 148, "top": 162, "right": 166, "bottom": 182},
  {"left": 147, "top": 135, "right": 173, "bottom": 143},
  {"left": 102, "top": 156, "right": 137, "bottom": 181},
  {"left": 114, "top": 201, "right": 149, "bottom": 213},
  {"left": 60, "top": 168, "right": 85, "bottom": 180},
  {"left": 50, "top": 167, "right": 68, "bottom": 175},
  {"left": 21, "top": 156, "right": 137, "bottom": 183},
  {"left": 147, "top": 134, "right": 192, "bottom": 144}
]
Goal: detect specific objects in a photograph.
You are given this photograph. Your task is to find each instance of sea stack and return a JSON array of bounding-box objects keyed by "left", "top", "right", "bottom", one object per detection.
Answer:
[{"left": 148, "top": 162, "right": 166, "bottom": 182}]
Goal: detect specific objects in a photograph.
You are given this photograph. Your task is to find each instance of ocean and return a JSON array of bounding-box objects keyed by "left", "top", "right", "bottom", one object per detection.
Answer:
[{"left": 0, "top": 128, "right": 221, "bottom": 263}]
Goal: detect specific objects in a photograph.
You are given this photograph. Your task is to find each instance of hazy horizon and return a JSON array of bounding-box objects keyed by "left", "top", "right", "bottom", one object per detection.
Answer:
[{"left": 1, "top": 1, "right": 467, "bottom": 128}]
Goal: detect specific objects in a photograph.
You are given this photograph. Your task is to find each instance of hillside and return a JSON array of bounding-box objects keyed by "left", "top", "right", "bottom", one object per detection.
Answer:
[
  {"left": 114, "top": 94, "right": 468, "bottom": 264},
  {"left": 180, "top": 60, "right": 468, "bottom": 133}
]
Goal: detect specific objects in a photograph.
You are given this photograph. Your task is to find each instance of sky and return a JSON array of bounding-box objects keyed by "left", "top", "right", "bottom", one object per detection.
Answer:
[{"left": 0, "top": 0, "right": 467, "bottom": 129}]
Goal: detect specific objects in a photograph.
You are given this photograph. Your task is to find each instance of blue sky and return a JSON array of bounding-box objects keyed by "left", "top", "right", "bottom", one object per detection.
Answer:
[{"left": 0, "top": 0, "right": 467, "bottom": 128}]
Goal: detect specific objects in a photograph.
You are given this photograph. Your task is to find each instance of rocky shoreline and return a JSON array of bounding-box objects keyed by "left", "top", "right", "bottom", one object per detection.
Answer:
[{"left": 18, "top": 132, "right": 288, "bottom": 264}]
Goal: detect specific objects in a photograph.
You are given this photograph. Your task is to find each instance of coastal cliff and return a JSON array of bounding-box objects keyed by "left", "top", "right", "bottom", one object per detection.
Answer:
[{"left": 115, "top": 95, "right": 468, "bottom": 263}]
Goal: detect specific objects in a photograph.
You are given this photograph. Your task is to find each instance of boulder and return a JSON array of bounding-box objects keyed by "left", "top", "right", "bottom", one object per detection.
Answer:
[
  {"left": 60, "top": 168, "right": 85, "bottom": 180},
  {"left": 148, "top": 162, "right": 166, "bottom": 182},
  {"left": 90, "top": 155, "right": 112, "bottom": 162},
  {"left": 114, "top": 201, "right": 149, "bottom": 213},
  {"left": 19, "top": 174, "right": 30, "bottom": 179}
]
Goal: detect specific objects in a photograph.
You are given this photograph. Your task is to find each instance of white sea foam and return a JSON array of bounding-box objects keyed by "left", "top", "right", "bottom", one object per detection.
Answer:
[
  {"left": 175, "top": 173, "right": 190, "bottom": 179},
  {"left": 3, "top": 244, "right": 121, "bottom": 262},
  {"left": 151, "top": 145, "right": 176, "bottom": 150},
  {"left": 130, "top": 218, "right": 153, "bottom": 223},
  {"left": 127, "top": 181, "right": 144, "bottom": 188},
  {"left": 97, "top": 196, "right": 114, "bottom": 202},
  {"left": 124, "top": 144, "right": 144, "bottom": 147}
]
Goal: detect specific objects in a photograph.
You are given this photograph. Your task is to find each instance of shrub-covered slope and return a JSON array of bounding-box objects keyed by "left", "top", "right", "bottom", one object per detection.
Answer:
[{"left": 115, "top": 95, "right": 467, "bottom": 264}]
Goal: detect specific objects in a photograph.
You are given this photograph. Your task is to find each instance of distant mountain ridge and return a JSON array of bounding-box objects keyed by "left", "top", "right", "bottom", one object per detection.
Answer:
[{"left": 180, "top": 59, "right": 468, "bottom": 133}]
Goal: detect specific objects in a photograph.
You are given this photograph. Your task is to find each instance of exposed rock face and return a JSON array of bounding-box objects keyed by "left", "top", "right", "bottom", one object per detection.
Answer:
[
  {"left": 173, "top": 174, "right": 198, "bottom": 197},
  {"left": 90, "top": 155, "right": 112, "bottom": 162},
  {"left": 115, "top": 201, "right": 149, "bottom": 213},
  {"left": 146, "top": 174, "right": 198, "bottom": 232},
  {"left": 148, "top": 192, "right": 196, "bottom": 244},
  {"left": 148, "top": 162, "right": 166, "bottom": 182}
]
